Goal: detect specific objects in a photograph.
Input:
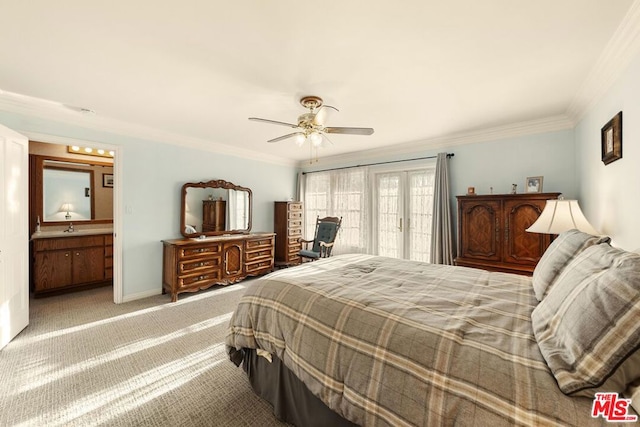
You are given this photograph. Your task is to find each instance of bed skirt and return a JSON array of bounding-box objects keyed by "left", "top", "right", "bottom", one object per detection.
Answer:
[{"left": 241, "top": 348, "right": 357, "bottom": 427}]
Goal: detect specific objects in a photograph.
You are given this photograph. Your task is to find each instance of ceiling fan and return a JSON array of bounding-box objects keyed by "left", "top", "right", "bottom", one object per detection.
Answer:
[{"left": 249, "top": 96, "right": 374, "bottom": 148}]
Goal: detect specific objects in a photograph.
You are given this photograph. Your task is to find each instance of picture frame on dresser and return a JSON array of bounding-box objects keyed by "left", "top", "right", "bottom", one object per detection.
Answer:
[
  {"left": 525, "top": 176, "right": 543, "bottom": 193},
  {"left": 601, "top": 111, "right": 622, "bottom": 165}
]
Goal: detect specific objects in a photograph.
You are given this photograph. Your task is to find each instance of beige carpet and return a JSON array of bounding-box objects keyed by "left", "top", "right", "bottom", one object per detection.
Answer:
[{"left": 0, "top": 282, "right": 291, "bottom": 427}]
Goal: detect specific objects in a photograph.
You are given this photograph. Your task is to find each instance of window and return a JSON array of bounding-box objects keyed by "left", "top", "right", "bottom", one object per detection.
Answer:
[
  {"left": 302, "top": 160, "right": 436, "bottom": 259},
  {"left": 303, "top": 169, "right": 368, "bottom": 254}
]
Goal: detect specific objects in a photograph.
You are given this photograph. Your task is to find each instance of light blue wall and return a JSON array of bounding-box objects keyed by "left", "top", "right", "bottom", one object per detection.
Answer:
[
  {"left": 301, "top": 128, "right": 577, "bottom": 244},
  {"left": 447, "top": 129, "right": 576, "bottom": 198},
  {"left": 574, "top": 48, "right": 640, "bottom": 250},
  {"left": 0, "top": 111, "right": 298, "bottom": 300}
]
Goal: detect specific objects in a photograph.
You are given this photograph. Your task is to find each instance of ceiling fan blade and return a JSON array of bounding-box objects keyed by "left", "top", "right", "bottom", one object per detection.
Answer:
[
  {"left": 267, "top": 132, "right": 305, "bottom": 143},
  {"left": 312, "top": 105, "right": 339, "bottom": 126},
  {"left": 249, "top": 117, "right": 299, "bottom": 128},
  {"left": 324, "top": 127, "right": 374, "bottom": 135},
  {"left": 321, "top": 133, "right": 334, "bottom": 146}
]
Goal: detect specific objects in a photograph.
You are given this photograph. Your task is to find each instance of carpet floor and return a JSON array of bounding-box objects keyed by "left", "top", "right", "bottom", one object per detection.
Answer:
[{"left": 0, "top": 283, "right": 291, "bottom": 427}]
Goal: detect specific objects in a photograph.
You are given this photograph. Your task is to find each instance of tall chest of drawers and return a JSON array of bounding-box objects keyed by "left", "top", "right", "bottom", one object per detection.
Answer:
[
  {"left": 274, "top": 201, "right": 303, "bottom": 267},
  {"left": 162, "top": 232, "right": 275, "bottom": 301}
]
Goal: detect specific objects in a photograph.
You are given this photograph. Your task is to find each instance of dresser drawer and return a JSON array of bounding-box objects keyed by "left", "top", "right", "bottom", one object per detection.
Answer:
[
  {"left": 288, "top": 210, "right": 303, "bottom": 220},
  {"left": 245, "top": 259, "right": 273, "bottom": 274},
  {"left": 179, "top": 244, "right": 221, "bottom": 259},
  {"left": 179, "top": 257, "right": 221, "bottom": 275},
  {"left": 246, "top": 248, "right": 273, "bottom": 261},
  {"left": 288, "top": 203, "right": 303, "bottom": 212},
  {"left": 288, "top": 219, "right": 302, "bottom": 228},
  {"left": 246, "top": 237, "right": 274, "bottom": 250},
  {"left": 286, "top": 254, "right": 301, "bottom": 263},
  {"left": 288, "top": 236, "right": 301, "bottom": 246},
  {"left": 178, "top": 271, "right": 221, "bottom": 289}
]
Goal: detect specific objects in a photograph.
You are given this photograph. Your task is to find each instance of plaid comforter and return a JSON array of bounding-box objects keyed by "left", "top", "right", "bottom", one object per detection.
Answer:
[{"left": 226, "top": 254, "right": 633, "bottom": 426}]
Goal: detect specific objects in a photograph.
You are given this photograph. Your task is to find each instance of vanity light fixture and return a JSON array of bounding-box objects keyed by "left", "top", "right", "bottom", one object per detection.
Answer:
[{"left": 68, "top": 145, "right": 115, "bottom": 159}]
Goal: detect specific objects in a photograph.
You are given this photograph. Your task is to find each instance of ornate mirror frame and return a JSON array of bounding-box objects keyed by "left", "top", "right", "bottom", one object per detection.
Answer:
[{"left": 180, "top": 179, "right": 252, "bottom": 238}]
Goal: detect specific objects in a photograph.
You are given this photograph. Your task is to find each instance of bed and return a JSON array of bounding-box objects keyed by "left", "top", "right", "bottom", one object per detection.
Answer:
[{"left": 226, "top": 230, "right": 640, "bottom": 426}]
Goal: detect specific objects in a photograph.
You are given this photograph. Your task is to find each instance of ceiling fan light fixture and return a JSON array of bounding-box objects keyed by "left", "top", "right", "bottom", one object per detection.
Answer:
[
  {"left": 309, "top": 132, "right": 322, "bottom": 147},
  {"left": 295, "top": 134, "right": 305, "bottom": 146}
]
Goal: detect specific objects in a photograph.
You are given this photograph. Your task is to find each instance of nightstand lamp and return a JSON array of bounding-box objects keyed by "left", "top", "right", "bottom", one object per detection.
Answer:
[{"left": 526, "top": 197, "right": 599, "bottom": 235}]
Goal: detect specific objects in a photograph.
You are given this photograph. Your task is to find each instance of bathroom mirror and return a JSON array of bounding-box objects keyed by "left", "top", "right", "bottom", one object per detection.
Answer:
[
  {"left": 181, "top": 179, "right": 252, "bottom": 238},
  {"left": 32, "top": 155, "right": 114, "bottom": 225},
  {"left": 43, "top": 167, "right": 93, "bottom": 221}
]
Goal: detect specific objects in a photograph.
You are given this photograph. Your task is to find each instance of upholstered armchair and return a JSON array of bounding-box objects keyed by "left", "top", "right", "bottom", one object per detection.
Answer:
[{"left": 299, "top": 216, "right": 342, "bottom": 261}]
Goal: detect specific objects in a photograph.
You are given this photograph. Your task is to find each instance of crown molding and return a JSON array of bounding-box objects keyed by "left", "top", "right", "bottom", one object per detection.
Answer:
[
  {"left": 300, "top": 114, "right": 575, "bottom": 170},
  {"left": 0, "top": 92, "right": 297, "bottom": 168},
  {"left": 566, "top": 0, "right": 640, "bottom": 121}
]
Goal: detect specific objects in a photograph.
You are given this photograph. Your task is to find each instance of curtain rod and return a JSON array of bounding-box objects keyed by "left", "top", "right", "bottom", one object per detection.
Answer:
[{"left": 301, "top": 153, "right": 454, "bottom": 175}]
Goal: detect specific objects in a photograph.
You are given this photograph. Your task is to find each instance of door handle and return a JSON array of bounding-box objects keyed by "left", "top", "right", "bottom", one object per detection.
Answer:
[{"left": 399, "top": 218, "right": 403, "bottom": 232}]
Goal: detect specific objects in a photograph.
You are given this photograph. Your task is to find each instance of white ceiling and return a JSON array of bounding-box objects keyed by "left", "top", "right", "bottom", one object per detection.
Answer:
[{"left": 0, "top": 1, "right": 638, "bottom": 165}]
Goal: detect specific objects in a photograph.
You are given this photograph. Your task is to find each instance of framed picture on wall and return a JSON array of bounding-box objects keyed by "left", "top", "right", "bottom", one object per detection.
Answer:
[
  {"left": 102, "top": 173, "right": 114, "bottom": 188},
  {"left": 601, "top": 111, "right": 622, "bottom": 165},
  {"left": 525, "top": 176, "right": 543, "bottom": 193}
]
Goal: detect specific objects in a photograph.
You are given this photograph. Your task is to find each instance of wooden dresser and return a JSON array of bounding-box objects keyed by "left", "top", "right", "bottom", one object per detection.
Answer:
[
  {"left": 162, "top": 232, "right": 275, "bottom": 301},
  {"left": 274, "top": 201, "right": 303, "bottom": 267},
  {"left": 455, "top": 193, "right": 560, "bottom": 275},
  {"left": 32, "top": 232, "right": 113, "bottom": 297}
]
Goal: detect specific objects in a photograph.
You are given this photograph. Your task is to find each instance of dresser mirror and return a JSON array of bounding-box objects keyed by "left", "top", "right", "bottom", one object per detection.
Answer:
[
  {"left": 181, "top": 179, "right": 252, "bottom": 238},
  {"left": 32, "top": 155, "right": 114, "bottom": 225}
]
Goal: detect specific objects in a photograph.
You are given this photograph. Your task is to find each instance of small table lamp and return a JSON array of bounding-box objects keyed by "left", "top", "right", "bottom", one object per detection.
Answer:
[
  {"left": 526, "top": 198, "right": 599, "bottom": 235},
  {"left": 59, "top": 203, "right": 73, "bottom": 220}
]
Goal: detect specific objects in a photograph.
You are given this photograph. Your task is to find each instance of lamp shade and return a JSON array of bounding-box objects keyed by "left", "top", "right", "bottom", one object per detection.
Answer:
[
  {"left": 59, "top": 203, "right": 73, "bottom": 213},
  {"left": 526, "top": 199, "right": 599, "bottom": 235}
]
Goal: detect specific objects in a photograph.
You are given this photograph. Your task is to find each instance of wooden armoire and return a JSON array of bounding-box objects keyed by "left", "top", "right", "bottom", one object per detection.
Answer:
[
  {"left": 455, "top": 193, "right": 560, "bottom": 275},
  {"left": 202, "top": 199, "right": 226, "bottom": 232}
]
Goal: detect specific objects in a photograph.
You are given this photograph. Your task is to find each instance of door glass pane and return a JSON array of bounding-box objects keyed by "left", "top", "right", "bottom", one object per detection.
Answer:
[
  {"left": 408, "top": 170, "right": 435, "bottom": 262},
  {"left": 377, "top": 173, "right": 401, "bottom": 258}
]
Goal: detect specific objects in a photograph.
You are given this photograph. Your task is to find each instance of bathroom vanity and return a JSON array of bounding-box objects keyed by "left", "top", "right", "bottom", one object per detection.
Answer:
[{"left": 32, "top": 229, "right": 113, "bottom": 297}]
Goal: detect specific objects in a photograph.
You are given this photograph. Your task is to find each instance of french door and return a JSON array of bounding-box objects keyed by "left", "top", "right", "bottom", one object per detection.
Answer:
[{"left": 375, "top": 169, "right": 434, "bottom": 261}]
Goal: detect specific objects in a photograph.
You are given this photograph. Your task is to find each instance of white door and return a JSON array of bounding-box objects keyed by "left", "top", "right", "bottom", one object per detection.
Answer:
[
  {"left": 375, "top": 169, "right": 434, "bottom": 261},
  {"left": 0, "top": 125, "right": 29, "bottom": 350}
]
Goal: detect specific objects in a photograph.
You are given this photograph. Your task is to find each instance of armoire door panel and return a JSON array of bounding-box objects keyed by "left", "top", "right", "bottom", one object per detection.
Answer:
[
  {"left": 503, "top": 200, "right": 550, "bottom": 265},
  {"left": 460, "top": 201, "right": 501, "bottom": 261}
]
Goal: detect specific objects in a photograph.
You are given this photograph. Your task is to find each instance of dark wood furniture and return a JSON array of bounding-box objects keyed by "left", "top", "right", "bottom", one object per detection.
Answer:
[
  {"left": 274, "top": 201, "right": 303, "bottom": 267},
  {"left": 202, "top": 199, "right": 226, "bottom": 232},
  {"left": 455, "top": 193, "right": 561, "bottom": 275},
  {"left": 162, "top": 232, "right": 275, "bottom": 302},
  {"left": 32, "top": 232, "right": 113, "bottom": 296},
  {"left": 299, "top": 216, "right": 342, "bottom": 261}
]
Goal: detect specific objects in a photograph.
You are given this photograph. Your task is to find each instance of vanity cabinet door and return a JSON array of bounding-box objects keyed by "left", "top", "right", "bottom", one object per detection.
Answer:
[
  {"left": 72, "top": 247, "right": 105, "bottom": 284},
  {"left": 34, "top": 250, "right": 73, "bottom": 290},
  {"left": 33, "top": 234, "right": 111, "bottom": 296}
]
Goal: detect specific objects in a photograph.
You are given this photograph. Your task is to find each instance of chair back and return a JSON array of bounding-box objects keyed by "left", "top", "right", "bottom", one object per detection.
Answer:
[{"left": 312, "top": 216, "right": 342, "bottom": 256}]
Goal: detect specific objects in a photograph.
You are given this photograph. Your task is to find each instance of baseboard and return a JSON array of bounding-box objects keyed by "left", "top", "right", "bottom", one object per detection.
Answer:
[{"left": 121, "top": 288, "right": 162, "bottom": 303}]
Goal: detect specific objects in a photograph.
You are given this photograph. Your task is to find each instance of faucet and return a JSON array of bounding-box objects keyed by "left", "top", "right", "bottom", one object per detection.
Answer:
[{"left": 65, "top": 222, "right": 74, "bottom": 233}]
